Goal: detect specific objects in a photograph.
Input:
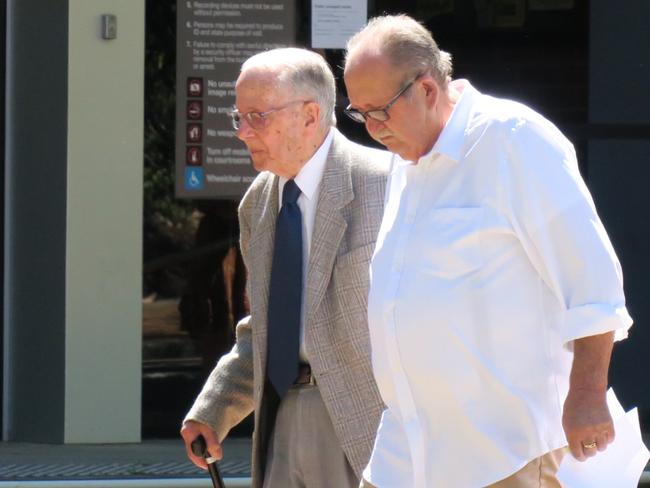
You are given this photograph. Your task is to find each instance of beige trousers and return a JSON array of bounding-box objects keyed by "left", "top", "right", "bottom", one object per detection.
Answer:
[
  {"left": 486, "top": 448, "right": 566, "bottom": 488},
  {"left": 360, "top": 448, "right": 566, "bottom": 488},
  {"left": 263, "top": 384, "right": 358, "bottom": 488}
]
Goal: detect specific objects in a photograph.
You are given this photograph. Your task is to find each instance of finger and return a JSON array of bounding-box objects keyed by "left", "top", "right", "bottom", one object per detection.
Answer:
[
  {"left": 595, "top": 433, "right": 608, "bottom": 452},
  {"left": 582, "top": 440, "right": 598, "bottom": 458},
  {"left": 568, "top": 439, "right": 586, "bottom": 462},
  {"left": 202, "top": 428, "right": 223, "bottom": 461},
  {"left": 190, "top": 450, "right": 208, "bottom": 469},
  {"left": 180, "top": 423, "right": 208, "bottom": 469},
  {"left": 183, "top": 439, "right": 208, "bottom": 469}
]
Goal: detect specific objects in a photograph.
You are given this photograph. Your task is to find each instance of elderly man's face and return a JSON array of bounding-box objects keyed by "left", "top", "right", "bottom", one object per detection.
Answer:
[
  {"left": 234, "top": 69, "right": 310, "bottom": 177},
  {"left": 344, "top": 53, "right": 433, "bottom": 162}
]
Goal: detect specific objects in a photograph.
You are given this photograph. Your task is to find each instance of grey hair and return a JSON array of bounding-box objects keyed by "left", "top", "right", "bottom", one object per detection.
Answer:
[
  {"left": 241, "top": 48, "right": 336, "bottom": 129},
  {"left": 346, "top": 14, "right": 453, "bottom": 87}
]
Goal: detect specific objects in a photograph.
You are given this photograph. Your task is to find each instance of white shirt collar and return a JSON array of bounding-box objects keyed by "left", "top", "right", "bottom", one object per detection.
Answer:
[
  {"left": 279, "top": 127, "right": 334, "bottom": 202},
  {"left": 419, "top": 79, "right": 479, "bottom": 165}
]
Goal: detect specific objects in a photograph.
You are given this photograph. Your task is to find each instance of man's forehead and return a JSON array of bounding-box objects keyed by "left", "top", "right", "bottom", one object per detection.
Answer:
[
  {"left": 345, "top": 43, "right": 391, "bottom": 71},
  {"left": 237, "top": 69, "right": 271, "bottom": 89},
  {"left": 345, "top": 53, "right": 404, "bottom": 106},
  {"left": 235, "top": 70, "right": 282, "bottom": 106}
]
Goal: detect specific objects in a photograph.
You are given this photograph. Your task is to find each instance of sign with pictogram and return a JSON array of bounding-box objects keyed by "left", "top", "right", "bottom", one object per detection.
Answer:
[{"left": 175, "top": 0, "right": 296, "bottom": 199}]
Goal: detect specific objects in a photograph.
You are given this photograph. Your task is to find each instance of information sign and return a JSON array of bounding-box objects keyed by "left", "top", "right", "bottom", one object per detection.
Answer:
[{"left": 176, "top": 1, "right": 296, "bottom": 198}]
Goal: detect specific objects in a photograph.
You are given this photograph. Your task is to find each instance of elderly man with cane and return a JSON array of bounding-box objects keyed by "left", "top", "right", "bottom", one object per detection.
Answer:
[{"left": 181, "top": 47, "right": 390, "bottom": 488}]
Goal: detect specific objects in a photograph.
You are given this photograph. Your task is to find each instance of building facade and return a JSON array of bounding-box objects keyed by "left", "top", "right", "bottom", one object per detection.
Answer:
[{"left": 2, "top": 0, "right": 649, "bottom": 444}]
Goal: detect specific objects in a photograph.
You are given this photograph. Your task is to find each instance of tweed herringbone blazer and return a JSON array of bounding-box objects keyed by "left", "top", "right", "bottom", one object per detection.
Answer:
[{"left": 185, "top": 129, "right": 389, "bottom": 487}]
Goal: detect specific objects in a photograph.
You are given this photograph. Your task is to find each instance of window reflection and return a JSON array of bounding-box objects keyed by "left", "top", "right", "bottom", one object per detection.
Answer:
[{"left": 142, "top": 201, "right": 249, "bottom": 438}]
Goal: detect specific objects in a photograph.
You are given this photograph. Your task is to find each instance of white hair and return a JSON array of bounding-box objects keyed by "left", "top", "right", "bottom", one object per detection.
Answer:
[{"left": 242, "top": 48, "right": 336, "bottom": 129}]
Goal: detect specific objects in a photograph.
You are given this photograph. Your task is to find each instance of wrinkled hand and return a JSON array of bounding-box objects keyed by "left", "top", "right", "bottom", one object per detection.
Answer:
[
  {"left": 562, "top": 388, "right": 614, "bottom": 461},
  {"left": 180, "top": 420, "right": 223, "bottom": 470}
]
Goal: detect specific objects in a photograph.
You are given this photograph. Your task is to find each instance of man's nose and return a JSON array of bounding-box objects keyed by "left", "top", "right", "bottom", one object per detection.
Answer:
[
  {"left": 365, "top": 117, "right": 385, "bottom": 135},
  {"left": 236, "top": 120, "right": 255, "bottom": 140}
]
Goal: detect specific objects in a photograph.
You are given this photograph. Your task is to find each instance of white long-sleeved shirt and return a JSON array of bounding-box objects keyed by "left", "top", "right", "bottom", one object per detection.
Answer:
[{"left": 364, "top": 80, "right": 632, "bottom": 487}]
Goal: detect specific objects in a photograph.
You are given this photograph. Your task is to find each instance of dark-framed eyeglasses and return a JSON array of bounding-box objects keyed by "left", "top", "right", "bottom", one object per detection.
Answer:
[
  {"left": 344, "top": 74, "right": 423, "bottom": 124},
  {"left": 229, "top": 100, "right": 308, "bottom": 131}
]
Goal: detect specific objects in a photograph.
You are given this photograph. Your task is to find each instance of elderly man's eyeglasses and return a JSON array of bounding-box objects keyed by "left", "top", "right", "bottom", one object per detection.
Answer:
[
  {"left": 344, "top": 74, "right": 422, "bottom": 124},
  {"left": 229, "top": 100, "right": 307, "bottom": 131}
]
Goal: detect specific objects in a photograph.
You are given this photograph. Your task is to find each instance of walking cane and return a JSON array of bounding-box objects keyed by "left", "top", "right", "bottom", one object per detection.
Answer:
[{"left": 191, "top": 435, "right": 226, "bottom": 488}]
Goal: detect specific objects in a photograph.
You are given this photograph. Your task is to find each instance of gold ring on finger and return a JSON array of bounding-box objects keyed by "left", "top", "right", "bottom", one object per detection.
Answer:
[{"left": 581, "top": 441, "right": 597, "bottom": 449}]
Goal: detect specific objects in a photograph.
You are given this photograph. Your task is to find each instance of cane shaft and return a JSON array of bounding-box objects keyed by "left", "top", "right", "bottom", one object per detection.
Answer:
[
  {"left": 191, "top": 435, "right": 225, "bottom": 488},
  {"left": 207, "top": 462, "right": 225, "bottom": 488}
]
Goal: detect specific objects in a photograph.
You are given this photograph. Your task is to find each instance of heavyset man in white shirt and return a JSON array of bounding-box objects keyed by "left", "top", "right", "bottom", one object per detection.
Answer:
[{"left": 343, "top": 14, "right": 633, "bottom": 487}]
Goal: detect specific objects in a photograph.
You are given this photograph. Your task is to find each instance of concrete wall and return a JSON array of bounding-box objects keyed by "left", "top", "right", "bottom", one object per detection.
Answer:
[
  {"left": 3, "top": 0, "right": 144, "bottom": 443},
  {"left": 64, "top": 0, "right": 144, "bottom": 443}
]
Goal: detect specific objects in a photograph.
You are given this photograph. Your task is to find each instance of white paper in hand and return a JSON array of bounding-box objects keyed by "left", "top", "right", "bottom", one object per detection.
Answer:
[{"left": 556, "top": 389, "right": 649, "bottom": 487}]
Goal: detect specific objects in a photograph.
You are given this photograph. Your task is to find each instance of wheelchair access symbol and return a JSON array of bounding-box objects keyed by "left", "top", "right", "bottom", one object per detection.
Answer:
[{"left": 185, "top": 167, "right": 205, "bottom": 190}]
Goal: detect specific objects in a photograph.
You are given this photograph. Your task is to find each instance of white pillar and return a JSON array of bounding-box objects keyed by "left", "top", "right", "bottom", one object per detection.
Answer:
[{"left": 4, "top": 0, "right": 144, "bottom": 443}]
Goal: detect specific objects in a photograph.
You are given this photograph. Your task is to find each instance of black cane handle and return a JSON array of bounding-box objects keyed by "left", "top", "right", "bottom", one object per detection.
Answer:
[{"left": 191, "top": 435, "right": 225, "bottom": 488}]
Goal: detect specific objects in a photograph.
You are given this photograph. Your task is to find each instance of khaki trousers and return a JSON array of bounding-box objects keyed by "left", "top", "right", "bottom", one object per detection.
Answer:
[
  {"left": 263, "top": 384, "right": 358, "bottom": 488},
  {"left": 360, "top": 448, "right": 566, "bottom": 488},
  {"left": 486, "top": 448, "right": 566, "bottom": 488}
]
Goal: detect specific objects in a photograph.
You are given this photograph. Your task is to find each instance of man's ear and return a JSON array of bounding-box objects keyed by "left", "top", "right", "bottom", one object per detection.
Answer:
[
  {"left": 420, "top": 76, "right": 439, "bottom": 108},
  {"left": 303, "top": 101, "right": 321, "bottom": 130}
]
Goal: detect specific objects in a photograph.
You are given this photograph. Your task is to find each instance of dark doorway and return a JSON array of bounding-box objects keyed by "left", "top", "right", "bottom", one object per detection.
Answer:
[{"left": 142, "top": 1, "right": 249, "bottom": 438}]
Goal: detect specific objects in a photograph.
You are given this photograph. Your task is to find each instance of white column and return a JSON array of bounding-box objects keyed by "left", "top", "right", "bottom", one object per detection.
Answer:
[
  {"left": 4, "top": 0, "right": 144, "bottom": 443},
  {"left": 64, "top": 0, "right": 144, "bottom": 443}
]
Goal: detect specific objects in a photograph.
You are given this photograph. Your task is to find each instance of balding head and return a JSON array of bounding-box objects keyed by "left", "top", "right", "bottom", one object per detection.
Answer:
[
  {"left": 345, "top": 14, "right": 452, "bottom": 88},
  {"left": 242, "top": 48, "right": 336, "bottom": 131}
]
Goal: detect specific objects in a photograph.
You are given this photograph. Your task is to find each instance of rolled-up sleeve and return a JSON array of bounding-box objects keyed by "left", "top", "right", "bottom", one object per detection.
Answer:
[{"left": 501, "top": 117, "right": 633, "bottom": 347}]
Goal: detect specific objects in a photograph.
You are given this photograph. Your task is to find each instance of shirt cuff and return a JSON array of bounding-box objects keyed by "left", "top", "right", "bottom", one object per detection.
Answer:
[{"left": 562, "top": 303, "right": 633, "bottom": 349}]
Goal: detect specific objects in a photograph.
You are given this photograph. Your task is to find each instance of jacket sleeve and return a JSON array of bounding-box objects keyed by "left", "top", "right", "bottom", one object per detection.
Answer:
[{"left": 183, "top": 315, "right": 254, "bottom": 442}]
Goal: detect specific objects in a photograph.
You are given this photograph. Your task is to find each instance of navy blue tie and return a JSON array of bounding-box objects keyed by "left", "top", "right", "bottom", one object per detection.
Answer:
[{"left": 266, "top": 179, "right": 303, "bottom": 398}]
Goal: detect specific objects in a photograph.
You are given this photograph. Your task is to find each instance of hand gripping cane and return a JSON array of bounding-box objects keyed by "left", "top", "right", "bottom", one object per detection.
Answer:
[{"left": 191, "top": 435, "right": 225, "bottom": 488}]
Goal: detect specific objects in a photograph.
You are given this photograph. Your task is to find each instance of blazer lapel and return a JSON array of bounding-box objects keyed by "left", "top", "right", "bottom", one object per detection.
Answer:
[
  {"left": 305, "top": 132, "right": 354, "bottom": 325},
  {"left": 249, "top": 174, "right": 279, "bottom": 375}
]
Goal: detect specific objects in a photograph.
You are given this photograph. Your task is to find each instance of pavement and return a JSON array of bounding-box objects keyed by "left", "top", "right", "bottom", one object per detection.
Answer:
[
  {"left": 0, "top": 437, "right": 251, "bottom": 486},
  {"left": 0, "top": 436, "right": 649, "bottom": 487}
]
